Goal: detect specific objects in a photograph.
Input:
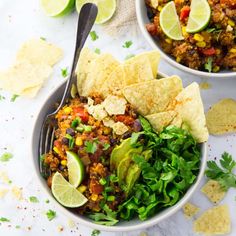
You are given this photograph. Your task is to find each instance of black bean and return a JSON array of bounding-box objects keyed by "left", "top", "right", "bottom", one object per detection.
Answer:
[
  {"left": 122, "top": 131, "right": 131, "bottom": 139},
  {"left": 110, "top": 138, "right": 117, "bottom": 146},
  {"left": 58, "top": 165, "right": 64, "bottom": 171},
  {"left": 133, "top": 119, "right": 142, "bottom": 132},
  {"left": 66, "top": 128, "right": 75, "bottom": 136},
  {"left": 62, "top": 137, "right": 69, "bottom": 145},
  {"left": 80, "top": 96, "right": 88, "bottom": 103}
]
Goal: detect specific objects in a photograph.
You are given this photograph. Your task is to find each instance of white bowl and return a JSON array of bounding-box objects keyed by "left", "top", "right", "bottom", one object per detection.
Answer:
[
  {"left": 31, "top": 77, "right": 207, "bottom": 232},
  {"left": 135, "top": 0, "right": 236, "bottom": 79}
]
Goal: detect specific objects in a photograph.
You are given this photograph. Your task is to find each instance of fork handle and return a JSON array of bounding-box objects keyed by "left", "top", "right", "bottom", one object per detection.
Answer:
[{"left": 58, "top": 3, "right": 98, "bottom": 108}]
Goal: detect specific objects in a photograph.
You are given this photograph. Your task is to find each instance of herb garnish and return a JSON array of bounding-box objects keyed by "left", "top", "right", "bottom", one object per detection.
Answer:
[
  {"left": 90, "top": 31, "right": 99, "bottom": 41},
  {"left": 0, "top": 152, "right": 13, "bottom": 162},
  {"left": 0, "top": 95, "right": 5, "bottom": 101},
  {"left": 85, "top": 141, "right": 97, "bottom": 154},
  {"left": 205, "top": 152, "right": 236, "bottom": 190},
  {"left": 91, "top": 229, "right": 101, "bottom": 236},
  {"left": 102, "top": 143, "right": 110, "bottom": 151},
  {"left": 65, "top": 134, "right": 75, "bottom": 149},
  {"left": 46, "top": 210, "right": 56, "bottom": 221},
  {"left": 61, "top": 68, "right": 68, "bottom": 78},
  {"left": 122, "top": 41, "right": 133, "bottom": 48},
  {"left": 10, "top": 94, "right": 19, "bottom": 102},
  {"left": 204, "top": 57, "right": 213, "bottom": 72},
  {"left": 40, "top": 37, "right": 46, "bottom": 41},
  {"left": 94, "top": 48, "right": 101, "bottom": 54},
  {"left": 29, "top": 196, "right": 39, "bottom": 203},
  {"left": 0, "top": 217, "right": 10, "bottom": 222}
]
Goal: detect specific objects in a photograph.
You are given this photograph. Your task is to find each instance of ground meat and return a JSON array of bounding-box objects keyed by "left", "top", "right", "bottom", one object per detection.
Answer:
[{"left": 219, "top": 32, "right": 235, "bottom": 46}]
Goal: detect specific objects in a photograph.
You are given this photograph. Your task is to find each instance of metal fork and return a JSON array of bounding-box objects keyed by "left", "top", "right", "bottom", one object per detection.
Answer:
[{"left": 39, "top": 3, "right": 98, "bottom": 177}]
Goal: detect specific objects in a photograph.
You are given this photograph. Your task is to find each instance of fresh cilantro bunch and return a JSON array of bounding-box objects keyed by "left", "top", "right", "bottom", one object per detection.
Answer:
[{"left": 205, "top": 152, "right": 236, "bottom": 190}]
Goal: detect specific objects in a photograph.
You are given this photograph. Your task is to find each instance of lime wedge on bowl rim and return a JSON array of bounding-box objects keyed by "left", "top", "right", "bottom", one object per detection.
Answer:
[
  {"left": 76, "top": 0, "right": 116, "bottom": 24},
  {"left": 186, "top": 0, "right": 211, "bottom": 33},
  {"left": 66, "top": 151, "right": 84, "bottom": 188},
  {"left": 160, "top": 1, "right": 184, "bottom": 41},
  {"left": 51, "top": 172, "right": 87, "bottom": 208},
  {"left": 40, "top": 0, "right": 75, "bottom": 17}
]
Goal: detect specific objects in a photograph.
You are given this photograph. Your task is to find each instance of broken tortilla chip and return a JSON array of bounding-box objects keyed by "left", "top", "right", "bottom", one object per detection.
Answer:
[
  {"left": 206, "top": 98, "right": 236, "bottom": 135},
  {"left": 16, "top": 38, "right": 63, "bottom": 66},
  {"left": 103, "top": 95, "right": 127, "bottom": 116},
  {"left": 183, "top": 202, "right": 200, "bottom": 218},
  {"left": 168, "top": 82, "right": 208, "bottom": 143},
  {"left": 123, "top": 76, "right": 183, "bottom": 116}
]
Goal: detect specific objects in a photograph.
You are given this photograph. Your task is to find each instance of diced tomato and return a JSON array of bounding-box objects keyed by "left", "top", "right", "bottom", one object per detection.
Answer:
[
  {"left": 90, "top": 179, "right": 104, "bottom": 194},
  {"left": 115, "top": 115, "right": 134, "bottom": 126},
  {"left": 146, "top": 23, "right": 157, "bottom": 36},
  {"left": 54, "top": 140, "right": 61, "bottom": 148},
  {"left": 73, "top": 107, "right": 89, "bottom": 123},
  {"left": 180, "top": 6, "right": 191, "bottom": 21},
  {"left": 201, "top": 47, "right": 216, "bottom": 56}
]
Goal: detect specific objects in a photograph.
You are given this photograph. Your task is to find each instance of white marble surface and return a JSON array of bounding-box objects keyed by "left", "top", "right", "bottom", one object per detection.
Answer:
[{"left": 0, "top": 0, "right": 236, "bottom": 235}]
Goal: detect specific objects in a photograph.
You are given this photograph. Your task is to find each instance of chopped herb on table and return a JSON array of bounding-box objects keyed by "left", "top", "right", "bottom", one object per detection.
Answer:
[
  {"left": 40, "top": 37, "right": 46, "bottom": 41},
  {"left": 29, "top": 196, "right": 39, "bottom": 203},
  {"left": 0, "top": 217, "right": 10, "bottom": 222},
  {"left": 45, "top": 199, "right": 50, "bottom": 204},
  {"left": 15, "top": 225, "right": 21, "bottom": 229},
  {"left": 0, "top": 152, "right": 13, "bottom": 162},
  {"left": 46, "top": 210, "right": 56, "bottom": 221},
  {"left": 10, "top": 94, "right": 19, "bottom": 102},
  {"left": 205, "top": 152, "right": 236, "bottom": 191},
  {"left": 122, "top": 40, "right": 133, "bottom": 48},
  {"left": 61, "top": 68, "right": 68, "bottom": 78},
  {"left": 90, "top": 31, "right": 99, "bottom": 41},
  {"left": 91, "top": 229, "right": 101, "bottom": 236},
  {"left": 94, "top": 48, "right": 101, "bottom": 54}
]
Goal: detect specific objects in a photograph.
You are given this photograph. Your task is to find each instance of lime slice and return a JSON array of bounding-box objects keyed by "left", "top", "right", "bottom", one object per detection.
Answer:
[
  {"left": 51, "top": 172, "right": 88, "bottom": 208},
  {"left": 186, "top": 0, "right": 211, "bottom": 33},
  {"left": 40, "top": 0, "right": 75, "bottom": 17},
  {"left": 76, "top": 0, "right": 116, "bottom": 24},
  {"left": 66, "top": 151, "right": 84, "bottom": 188},
  {"left": 160, "top": 1, "right": 184, "bottom": 41}
]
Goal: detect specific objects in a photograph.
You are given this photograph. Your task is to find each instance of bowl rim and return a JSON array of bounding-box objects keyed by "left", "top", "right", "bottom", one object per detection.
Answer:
[
  {"left": 135, "top": 0, "right": 236, "bottom": 78},
  {"left": 30, "top": 75, "right": 208, "bottom": 232}
]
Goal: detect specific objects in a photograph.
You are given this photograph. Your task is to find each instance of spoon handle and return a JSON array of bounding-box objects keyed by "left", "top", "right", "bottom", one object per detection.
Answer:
[{"left": 58, "top": 3, "right": 98, "bottom": 109}]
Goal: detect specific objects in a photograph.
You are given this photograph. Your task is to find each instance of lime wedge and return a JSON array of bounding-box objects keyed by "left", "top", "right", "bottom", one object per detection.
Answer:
[
  {"left": 186, "top": 0, "right": 211, "bottom": 33},
  {"left": 40, "top": 0, "right": 75, "bottom": 17},
  {"left": 76, "top": 0, "right": 116, "bottom": 24},
  {"left": 66, "top": 151, "right": 84, "bottom": 188},
  {"left": 160, "top": 1, "right": 184, "bottom": 41},
  {"left": 51, "top": 172, "right": 88, "bottom": 208}
]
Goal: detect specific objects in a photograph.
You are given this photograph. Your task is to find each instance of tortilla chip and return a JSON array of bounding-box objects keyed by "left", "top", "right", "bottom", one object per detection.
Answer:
[
  {"left": 146, "top": 111, "right": 178, "bottom": 133},
  {"left": 0, "top": 60, "right": 52, "bottom": 95},
  {"left": 81, "top": 54, "right": 120, "bottom": 96},
  {"left": 112, "top": 122, "right": 129, "bottom": 135},
  {"left": 123, "top": 76, "right": 183, "bottom": 116},
  {"left": 201, "top": 180, "right": 226, "bottom": 204},
  {"left": 171, "top": 114, "right": 183, "bottom": 127},
  {"left": 21, "top": 85, "right": 42, "bottom": 98},
  {"left": 125, "top": 50, "right": 160, "bottom": 79},
  {"left": 99, "top": 65, "right": 126, "bottom": 97},
  {"left": 168, "top": 82, "right": 208, "bottom": 143},
  {"left": 194, "top": 205, "right": 231, "bottom": 235},
  {"left": 16, "top": 38, "right": 63, "bottom": 66},
  {"left": 76, "top": 47, "right": 99, "bottom": 95},
  {"left": 183, "top": 202, "right": 200, "bottom": 218},
  {"left": 206, "top": 98, "right": 236, "bottom": 135},
  {"left": 103, "top": 95, "right": 127, "bottom": 116}
]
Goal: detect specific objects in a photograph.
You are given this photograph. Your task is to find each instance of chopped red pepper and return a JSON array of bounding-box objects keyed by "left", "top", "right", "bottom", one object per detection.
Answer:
[
  {"left": 201, "top": 47, "right": 216, "bottom": 56},
  {"left": 73, "top": 107, "right": 89, "bottom": 123},
  {"left": 180, "top": 6, "right": 191, "bottom": 21},
  {"left": 115, "top": 115, "right": 134, "bottom": 126}
]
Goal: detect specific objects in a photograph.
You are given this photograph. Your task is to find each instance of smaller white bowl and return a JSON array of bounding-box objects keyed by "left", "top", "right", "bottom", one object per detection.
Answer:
[{"left": 135, "top": 0, "right": 236, "bottom": 79}]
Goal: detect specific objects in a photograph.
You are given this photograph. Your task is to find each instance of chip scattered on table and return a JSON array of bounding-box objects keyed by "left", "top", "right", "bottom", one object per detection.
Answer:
[
  {"left": 201, "top": 180, "right": 226, "bottom": 204},
  {"left": 182, "top": 202, "right": 200, "bottom": 218},
  {"left": 193, "top": 205, "right": 231, "bottom": 235},
  {"left": 206, "top": 98, "right": 236, "bottom": 135}
]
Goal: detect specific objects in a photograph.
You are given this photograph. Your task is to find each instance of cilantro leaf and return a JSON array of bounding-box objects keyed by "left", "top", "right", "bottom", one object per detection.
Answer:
[
  {"left": 10, "top": 94, "right": 19, "bottom": 102},
  {"left": 0, "top": 95, "right": 5, "bottom": 101},
  {"left": 46, "top": 210, "right": 56, "bottom": 221},
  {"left": 90, "top": 31, "right": 99, "bottom": 41},
  {"left": 91, "top": 229, "right": 100, "bottom": 236},
  {"left": 40, "top": 37, "right": 46, "bottom": 41},
  {"left": 103, "top": 143, "right": 110, "bottom": 151},
  {"left": 205, "top": 152, "right": 236, "bottom": 190},
  {"left": 85, "top": 141, "right": 97, "bottom": 154},
  {"left": 29, "top": 196, "right": 39, "bottom": 203},
  {"left": 94, "top": 48, "right": 101, "bottom": 54},
  {"left": 204, "top": 57, "right": 213, "bottom": 72},
  {"left": 122, "top": 41, "right": 133, "bottom": 48},
  {"left": 0, "top": 217, "right": 10, "bottom": 222},
  {"left": 61, "top": 68, "right": 68, "bottom": 78},
  {"left": 0, "top": 152, "right": 13, "bottom": 162}
]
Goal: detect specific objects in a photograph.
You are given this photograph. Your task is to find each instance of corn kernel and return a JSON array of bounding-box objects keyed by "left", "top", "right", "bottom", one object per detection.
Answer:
[
  {"left": 182, "top": 27, "right": 188, "bottom": 37},
  {"left": 213, "top": 66, "right": 220, "bottom": 73},
  {"left": 165, "top": 38, "right": 172, "bottom": 44},
  {"left": 215, "top": 49, "right": 221, "bottom": 55},
  {"left": 158, "top": 5, "right": 163, "bottom": 11},
  {"left": 228, "top": 19, "right": 235, "bottom": 27},
  {"left": 53, "top": 146, "right": 60, "bottom": 154},
  {"left": 103, "top": 127, "right": 111, "bottom": 135},
  {"left": 229, "top": 48, "right": 236, "bottom": 53},
  {"left": 64, "top": 107, "right": 72, "bottom": 114},
  {"left": 77, "top": 185, "right": 86, "bottom": 193},
  {"left": 61, "top": 160, "right": 67, "bottom": 166},
  {"left": 75, "top": 137, "right": 83, "bottom": 146},
  {"left": 91, "top": 194, "right": 98, "bottom": 201},
  {"left": 196, "top": 41, "right": 206, "bottom": 48},
  {"left": 194, "top": 33, "right": 204, "bottom": 42},
  {"left": 176, "top": 57, "right": 181, "bottom": 63}
]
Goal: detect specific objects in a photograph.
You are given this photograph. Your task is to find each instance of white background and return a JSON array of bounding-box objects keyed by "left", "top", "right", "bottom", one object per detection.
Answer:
[{"left": 0, "top": 0, "right": 236, "bottom": 235}]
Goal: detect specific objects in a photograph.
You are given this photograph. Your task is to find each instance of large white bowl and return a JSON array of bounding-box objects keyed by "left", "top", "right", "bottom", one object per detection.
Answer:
[
  {"left": 31, "top": 76, "right": 207, "bottom": 232},
  {"left": 135, "top": 0, "right": 236, "bottom": 79}
]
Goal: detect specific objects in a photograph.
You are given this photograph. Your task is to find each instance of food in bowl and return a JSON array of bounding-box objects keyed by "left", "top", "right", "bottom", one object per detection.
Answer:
[
  {"left": 145, "top": 0, "right": 236, "bottom": 72},
  {"left": 40, "top": 48, "right": 208, "bottom": 226}
]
